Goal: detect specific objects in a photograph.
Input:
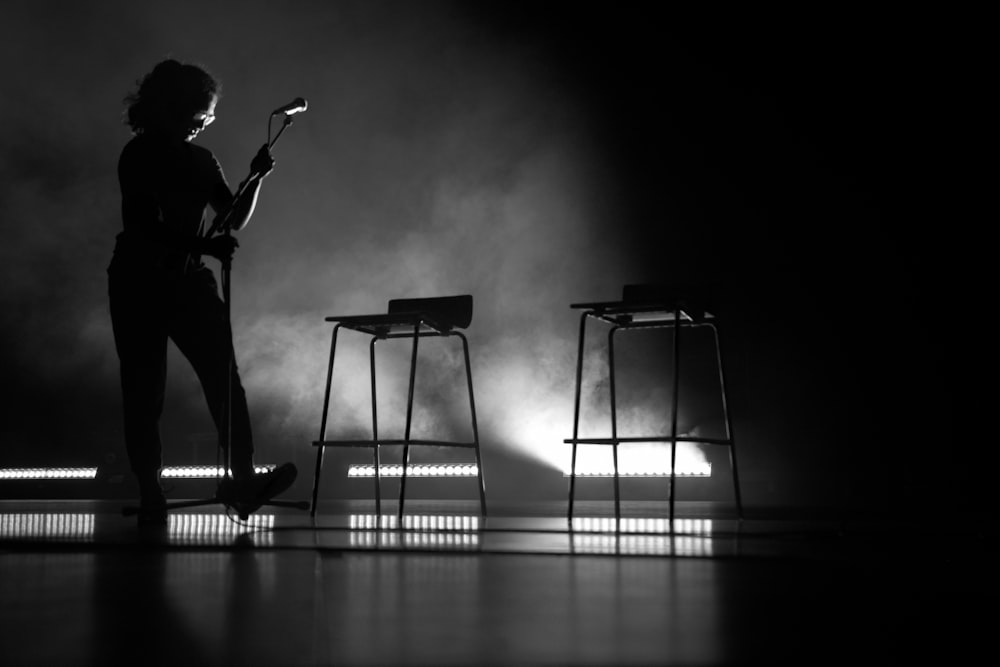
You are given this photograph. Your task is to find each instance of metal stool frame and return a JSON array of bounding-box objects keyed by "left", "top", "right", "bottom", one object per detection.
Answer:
[
  {"left": 565, "top": 297, "right": 743, "bottom": 523},
  {"left": 311, "top": 308, "right": 487, "bottom": 519}
]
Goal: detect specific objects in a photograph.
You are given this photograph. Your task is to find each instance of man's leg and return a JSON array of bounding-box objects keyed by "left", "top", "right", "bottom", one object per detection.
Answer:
[
  {"left": 110, "top": 276, "right": 169, "bottom": 520},
  {"left": 170, "top": 270, "right": 296, "bottom": 511},
  {"left": 169, "top": 271, "right": 256, "bottom": 477}
]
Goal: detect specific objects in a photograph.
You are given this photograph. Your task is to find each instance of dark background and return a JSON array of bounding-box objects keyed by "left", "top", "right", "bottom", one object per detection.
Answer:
[{"left": 0, "top": 2, "right": 985, "bottom": 513}]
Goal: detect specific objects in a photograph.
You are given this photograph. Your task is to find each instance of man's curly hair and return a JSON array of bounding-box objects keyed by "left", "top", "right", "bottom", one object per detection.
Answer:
[{"left": 123, "top": 59, "right": 220, "bottom": 134}]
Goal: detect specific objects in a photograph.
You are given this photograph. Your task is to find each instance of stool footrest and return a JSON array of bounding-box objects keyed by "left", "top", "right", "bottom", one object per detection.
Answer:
[
  {"left": 314, "top": 438, "right": 479, "bottom": 449},
  {"left": 565, "top": 436, "right": 733, "bottom": 446}
]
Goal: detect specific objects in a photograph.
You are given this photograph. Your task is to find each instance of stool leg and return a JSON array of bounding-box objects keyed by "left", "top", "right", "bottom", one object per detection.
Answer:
[
  {"left": 398, "top": 321, "right": 421, "bottom": 520},
  {"left": 712, "top": 323, "right": 743, "bottom": 520},
  {"left": 370, "top": 337, "right": 381, "bottom": 517},
  {"left": 459, "top": 332, "right": 487, "bottom": 516},
  {"left": 312, "top": 324, "right": 341, "bottom": 518},
  {"left": 568, "top": 311, "right": 589, "bottom": 522},
  {"left": 669, "top": 309, "right": 681, "bottom": 524},
  {"left": 609, "top": 325, "right": 621, "bottom": 523}
]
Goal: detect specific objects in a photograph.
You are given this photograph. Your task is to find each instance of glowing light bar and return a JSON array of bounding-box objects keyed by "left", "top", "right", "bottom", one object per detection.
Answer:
[
  {"left": 347, "top": 464, "right": 479, "bottom": 478},
  {"left": 160, "top": 465, "right": 276, "bottom": 479},
  {"left": 567, "top": 462, "right": 712, "bottom": 477},
  {"left": 0, "top": 467, "right": 98, "bottom": 480}
]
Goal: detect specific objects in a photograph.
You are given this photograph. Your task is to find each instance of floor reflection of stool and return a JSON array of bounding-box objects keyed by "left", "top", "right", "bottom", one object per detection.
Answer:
[
  {"left": 565, "top": 285, "right": 743, "bottom": 522},
  {"left": 310, "top": 295, "right": 487, "bottom": 519}
]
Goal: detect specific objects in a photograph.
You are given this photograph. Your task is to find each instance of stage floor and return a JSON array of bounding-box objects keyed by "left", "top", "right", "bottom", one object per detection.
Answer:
[{"left": 0, "top": 498, "right": 993, "bottom": 665}]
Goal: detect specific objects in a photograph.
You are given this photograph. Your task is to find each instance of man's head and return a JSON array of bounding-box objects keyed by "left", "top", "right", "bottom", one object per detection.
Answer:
[{"left": 124, "top": 59, "right": 220, "bottom": 141}]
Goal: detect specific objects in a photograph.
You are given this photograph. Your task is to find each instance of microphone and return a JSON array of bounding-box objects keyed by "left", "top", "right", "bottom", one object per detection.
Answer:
[{"left": 271, "top": 97, "right": 308, "bottom": 116}]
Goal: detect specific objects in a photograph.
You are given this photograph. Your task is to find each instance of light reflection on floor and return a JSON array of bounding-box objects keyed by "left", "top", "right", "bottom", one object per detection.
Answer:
[
  {"left": 346, "top": 513, "right": 482, "bottom": 550},
  {"left": 0, "top": 512, "right": 275, "bottom": 547},
  {"left": 0, "top": 513, "right": 95, "bottom": 541},
  {"left": 570, "top": 517, "right": 713, "bottom": 534},
  {"left": 349, "top": 513, "right": 480, "bottom": 531},
  {"left": 0, "top": 503, "right": 733, "bottom": 557},
  {"left": 348, "top": 530, "right": 481, "bottom": 550},
  {"left": 570, "top": 533, "right": 713, "bottom": 556},
  {"left": 569, "top": 517, "right": 714, "bottom": 555},
  {"left": 167, "top": 513, "right": 276, "bottom": 547},
  {"left": 0, "top": 500, "right": 990, "bottom": 664}
]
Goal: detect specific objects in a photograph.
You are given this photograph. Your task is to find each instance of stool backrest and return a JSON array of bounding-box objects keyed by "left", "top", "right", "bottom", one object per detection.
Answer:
[
  {"left": 387, "top": 295, "right": 473, "bottom": 330},
  {"left": 622, "top": 284, "right": 718, "bottom": 319}
]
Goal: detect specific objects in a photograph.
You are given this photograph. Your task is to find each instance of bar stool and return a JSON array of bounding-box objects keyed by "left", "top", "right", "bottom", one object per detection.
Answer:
[
  {"left": 564, "top": 284, "right": 743, "bottom": 522},
  {"left": 310, "top": 295, "right": 487, "bottom": 519}
]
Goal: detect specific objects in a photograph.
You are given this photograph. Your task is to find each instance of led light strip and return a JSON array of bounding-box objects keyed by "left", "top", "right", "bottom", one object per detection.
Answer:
[
  {"left": 160, "top": 465, "right": 276, "bottom": 479},
  {"left": 0, "top": 465, "right": 279, "bottom": 481},
  {"left": 347, "top": 464, "right": 479, "bottom": 478},
  {"left": 0, "top": 467, "right": 99, "bottom": 480},
  {"left": 567, "top": 462, "right": 712, "bottom": 477}
]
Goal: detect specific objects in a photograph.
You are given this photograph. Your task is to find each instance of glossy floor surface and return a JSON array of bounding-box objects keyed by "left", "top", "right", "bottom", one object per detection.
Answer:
[{"left": 0, "top": 499, "right": 994, "bottom": 665}]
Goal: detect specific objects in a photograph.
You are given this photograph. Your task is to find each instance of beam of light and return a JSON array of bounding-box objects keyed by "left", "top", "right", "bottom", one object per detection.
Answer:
[
  {"left": 0, "top": 3, "right": 729, "bottom": 504},
  {"left": 159, "top": 465, "right": 276, "bottom": 479},
  {"left": 0, "top": 467, "right": 98, "bottom": 480},
  {"left": 229, "top": 104, "right": 632, "bottom": 477},
  {"left": 563, "top": 441, "right": 712, "bottom": 477},
  {"left": 0, "top": 513, "right": 95, "bottom": 540},
  {"left": 482, "top": 347, "right": 716, "bottom": 478},
  {"left": 349, "top": 513, "right": 480, "bottom": 531},
  {"left": 347, "top": 464, "right": 478, "bottom": 479}
]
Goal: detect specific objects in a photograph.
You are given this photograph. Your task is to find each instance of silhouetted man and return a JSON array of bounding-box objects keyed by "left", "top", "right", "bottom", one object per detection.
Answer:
[{"left": 109, "top": 59, "right": 296, "bottom": 525}]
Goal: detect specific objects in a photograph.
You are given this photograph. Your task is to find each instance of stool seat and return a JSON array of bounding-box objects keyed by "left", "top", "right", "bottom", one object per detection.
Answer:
[
  {"left": 326, "top": 295, "right": 474, "bottom": 336},
  {"left": 310, "top": 294, "right": 487, "bottom": 519},
  {"left": 571, "top": 284, "right": 716, "bottom": 324},
  {"left": 565, "top": 284, "right": 743, "bottom": 522}
]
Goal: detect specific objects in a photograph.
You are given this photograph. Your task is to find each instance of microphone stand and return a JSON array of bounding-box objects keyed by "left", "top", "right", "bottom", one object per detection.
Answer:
[
  {"left": 208, "top": 113, "right": 308, "bottom": 517},
  {"left": 123, "top": 112, "right": 309, "bottom": 523}
]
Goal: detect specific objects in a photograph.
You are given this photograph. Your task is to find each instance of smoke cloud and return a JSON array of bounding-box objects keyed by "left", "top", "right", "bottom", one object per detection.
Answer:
[
  {"left": 3, "top": 2, "right": 703, "bottom": 484},
  {"left": 9, "top": 3, "right": 948, "bottom": 510}
]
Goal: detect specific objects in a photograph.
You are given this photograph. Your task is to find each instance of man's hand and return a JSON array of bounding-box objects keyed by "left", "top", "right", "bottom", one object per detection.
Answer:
[
  {"left": 200, "top": 234, "right": 239, "bottom": 262},
  {"left": 250, "top": 144, "right": 275, "bottom": 179}
]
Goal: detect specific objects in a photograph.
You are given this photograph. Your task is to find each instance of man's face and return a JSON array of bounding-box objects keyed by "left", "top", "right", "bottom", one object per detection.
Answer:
[{"left": 184, "top": 95, "right": 218, "bottom": 142}]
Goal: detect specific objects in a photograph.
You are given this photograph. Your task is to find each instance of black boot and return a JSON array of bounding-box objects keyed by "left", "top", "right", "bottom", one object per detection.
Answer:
[{"left": 218, "top": 463, "right": 298, "bottom": 517}]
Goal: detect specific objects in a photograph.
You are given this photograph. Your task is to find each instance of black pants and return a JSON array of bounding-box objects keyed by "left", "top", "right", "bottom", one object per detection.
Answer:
[{"left": 109, "top": 266, "right": 254, "bottom": 481}]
